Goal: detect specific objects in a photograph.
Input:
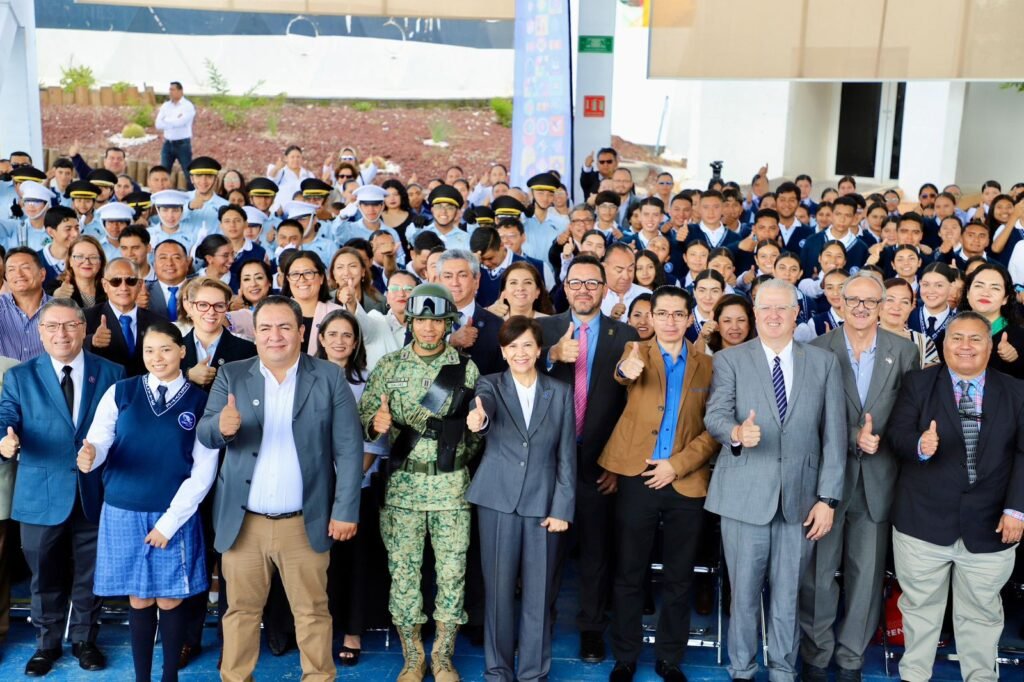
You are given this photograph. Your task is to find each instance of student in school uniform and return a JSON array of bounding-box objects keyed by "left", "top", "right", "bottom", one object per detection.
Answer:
[{"left": 77, "top": 321, "right": 217, "bottom": 682}]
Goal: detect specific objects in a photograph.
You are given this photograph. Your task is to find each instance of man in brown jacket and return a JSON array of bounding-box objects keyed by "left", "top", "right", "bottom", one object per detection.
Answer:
[{"left": 598, "top": 285, "right": 719, "bottom": 682}]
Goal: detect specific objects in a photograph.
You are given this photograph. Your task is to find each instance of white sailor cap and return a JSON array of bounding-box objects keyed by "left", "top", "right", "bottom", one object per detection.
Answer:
[
  {"left": 151, "top": 190, "right": 190, "bottom": 208},
  {"left": 243, "top": 206, "right": 268, "bottom": 225},
  {"left": 283, "top": 201, "right": 316, "bottom": 220},
  {"left": 354, "top": 184, "right": 387, "bottom": 203},
  {"left": 19, "top": 181, "right": 53, "bottom": 204},
  {"left": 95, "top": 202, "right": 135, "bottom": 223}
]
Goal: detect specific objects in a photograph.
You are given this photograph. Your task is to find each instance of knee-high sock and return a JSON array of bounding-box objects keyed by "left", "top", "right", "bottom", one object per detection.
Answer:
[
  {"left": 129, "top": 604, "right": 158, "bottom": 682},
  {"left": 159, "top": 605, "right": 189, "bottom": 682}
]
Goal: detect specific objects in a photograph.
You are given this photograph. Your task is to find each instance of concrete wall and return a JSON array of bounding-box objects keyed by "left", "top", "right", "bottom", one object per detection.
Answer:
[
  {"left": 897, "top": 81, "right": 965, "bottom": 195},
  {"left": 0, "top": 0, "right": 43, "bottom": 161},
  {"left": 783, "top": 82, "right": 838, "bottom": 184},
  {"left": 955, "top": 82, "right": 1024, "bottom": 190}
]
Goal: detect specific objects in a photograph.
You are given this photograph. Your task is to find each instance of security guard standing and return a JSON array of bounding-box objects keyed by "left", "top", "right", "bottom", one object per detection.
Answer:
[{"left": 359, "top": 283, "right": 482, "bottom": 682}]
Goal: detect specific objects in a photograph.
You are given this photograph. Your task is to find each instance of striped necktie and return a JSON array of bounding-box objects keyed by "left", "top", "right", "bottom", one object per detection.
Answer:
[
  {"left": 574, "top": 323, "right": 589, "bottom": 438},
  {"left": 772, "top": 356, "right": 788, "bottom": 423},
  {"left": 958, "top": 380, "right": 979, "bottom": 484}
]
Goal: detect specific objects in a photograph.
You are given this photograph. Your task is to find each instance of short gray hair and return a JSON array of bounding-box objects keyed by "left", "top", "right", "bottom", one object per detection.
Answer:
[
  {"left": 753, "top": 278, "right": 798, "bottom": 308},
  {"left": 39, "top": 298, "right": 85, "bottom": 323},
  {"left": 104, "top": 257, "right": 139, "bottom": 277},
  {"left": 841, "top": 270, "right": 884, "bottom": 298},
  {"left": 946, "top": 311, "right": 992, "bottom": 336},
  {"left": 570, "top": 203, "right": 595, "bottom": 220},
  {"left": 435, "top": 249, "right": 480, "bottom": 278}
]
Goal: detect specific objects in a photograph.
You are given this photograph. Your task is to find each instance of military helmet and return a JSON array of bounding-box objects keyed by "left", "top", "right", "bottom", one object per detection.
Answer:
[{"left": 406, "top": 283, "right": 459, "bottom": 320}]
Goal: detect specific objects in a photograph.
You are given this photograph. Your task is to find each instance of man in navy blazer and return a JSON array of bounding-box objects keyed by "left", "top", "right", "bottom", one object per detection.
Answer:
[
  {"left": 0, "top": 298, "right": 124, "bottom": 675},
  {"left": 142, "top": 239, "right": 192, "bottom": 322}
]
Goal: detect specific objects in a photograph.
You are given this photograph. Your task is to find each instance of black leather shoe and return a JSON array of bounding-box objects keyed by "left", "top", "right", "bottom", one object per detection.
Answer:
[
  {"left": 836, "top": 667, "right": 862, "bottom": 682},
  {"left": 25, "top": 648, "right": 62, "bottom": 676},
  {"left": 655, "top": 659, "right": 688, "bottom": 681},
  {"left": 802, "top": 662, "right": 828, "bottom": 682},
  {"left": 609, "top": 660, "right": 636, "bottom": 681},
  {"left": 267, "top": 632, "right": 296, "bottom": 656},
  {"left": 579, "top": 631, "right": 606, "bottom": 663},
  {"left": 178, "top": 643, "right": 202, "bottom": 670},
  {"left": 71, "top": 642, "right": 106, "bottom": 671},
  {"left": 464, "top": 624, "right": 485, "bottom": 647}
]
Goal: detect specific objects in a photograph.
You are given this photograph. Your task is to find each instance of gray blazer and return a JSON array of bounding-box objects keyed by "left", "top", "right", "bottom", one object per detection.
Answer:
[
  {"left": 704, "top": 339, "right": 847, "bottom": 525},
  {"left": 197, "top": 354, "right": 364, "bottom": 554},
  {"left": 810, "top": 328, "right": 919, "bottom": 522},
  {"left": 0, "top": 356, "right": 19, "bottom": 521},
  {"left": 466, "top": 372, "right": 577, "bottom": 522}
]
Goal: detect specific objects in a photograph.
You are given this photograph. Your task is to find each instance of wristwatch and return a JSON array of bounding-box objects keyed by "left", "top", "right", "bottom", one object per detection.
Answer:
[{"left": 817, "top": 496, "right": 839, "bottom": 509}]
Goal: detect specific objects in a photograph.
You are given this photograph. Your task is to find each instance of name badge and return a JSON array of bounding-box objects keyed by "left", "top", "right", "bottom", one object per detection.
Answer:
[{"left": 386, "top": 380, "right": 408, "bottom": 389}]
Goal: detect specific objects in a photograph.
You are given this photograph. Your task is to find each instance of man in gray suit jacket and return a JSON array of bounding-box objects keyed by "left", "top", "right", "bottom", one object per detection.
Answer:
[
  {"left": 197, "top": 295, "right": 364, "bottom": 682},
  {"left": 799, "top": 272, "right": 919, "bottom": 682},
  {"left": 705, "top": 278, "right": 846, "bottom": 682}
]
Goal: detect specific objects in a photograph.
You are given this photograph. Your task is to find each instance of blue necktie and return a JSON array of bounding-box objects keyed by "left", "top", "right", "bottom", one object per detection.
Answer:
[
  {"left": 167, "top": 286, "right": 179, "bottom": 322},
  {"left": 119, "top": 316, "right": 135, "bottom": 355},
  {"left": 772, "top": 356, "right": 788, "bottom": 423},
  {"left": 155, "top": 385, "right": 168, "bottom": 413}
]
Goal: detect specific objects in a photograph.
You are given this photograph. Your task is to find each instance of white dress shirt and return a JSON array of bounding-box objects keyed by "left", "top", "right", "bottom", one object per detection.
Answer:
[
  {"left": 760, "top": 339, "right": 794, "bottom": 401},
  {"left": 85, "top": 372, "right": 218, "bottom": 539},
  {"left": 50, "top": 351, "right": 85, "bottom": 426},
  {"left": 155, "top": 96, "right": 196, "bottom": 141},
  {"left": 457, "top": 301, "right": 477, "bottom": 326},
  {"left": 600, "top": 283, "right": 651, "bottom": 317},
  {"left": 512, "top": 375, "right": 538, "bottom": 429},
  {"left": 247, "top": 359, "right": 304, "bottom": 514}
]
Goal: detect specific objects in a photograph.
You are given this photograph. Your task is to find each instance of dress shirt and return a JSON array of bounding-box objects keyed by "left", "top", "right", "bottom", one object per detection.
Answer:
[
  {"left": 843, "top": 329, "right": 876, "bottom": 406},
  {"left": 457, "top": 301, "right": 477, "bottom": 327},
  {"left": 155, "top": 97, "right": 196, "bottom": 141},
  {"left": 41, "top": 245, "right": 66, "bottom": 273},
  {"left": 918, "top": 305, "right": 950, "bottom": 334},
  {"left": 512, "top": 375, "right": 538, "bottom": 429},
  {"left": 824, "top": 228, "right": 858, "bottom": 250},
  {"left": 699, "top": 223, "right": 728, "bottom": 249},
  {"left": 759, "top": 339, "right": 793, "bottom": 402},
  {"left": 778, "top": 220, "right": 803, "bottom": 245},
  {"left": 86, "top": 372, "right": 218, "bottom": 538},
  {"left": 49, "top": 351, "right": 85, "bottom": 425},
  {"left": 158, "top": 280, "right": 187, "bottom": 313},
  {"left": 600, "top": 283, "right": 651, "bottom": 318},
  {"left": 0, "top": 293, "right": 50, "bottom": 361},
  {"left": 247, "top": 359, "right": 304, "bottom": 514},
  {"left": 194, "top": 330, "right": 222, "bottom": 364},
  {"left": 653, "top": 343, "right": 688, "bottom": 460}
]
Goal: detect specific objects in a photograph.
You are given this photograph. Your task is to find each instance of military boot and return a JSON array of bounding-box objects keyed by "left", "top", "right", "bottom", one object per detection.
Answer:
[
  {"left": 396, "top": 623, "right": 427, "bottom": 682},
  {"left": 431, "top": 622, "right": 461, "bottom": 682}
]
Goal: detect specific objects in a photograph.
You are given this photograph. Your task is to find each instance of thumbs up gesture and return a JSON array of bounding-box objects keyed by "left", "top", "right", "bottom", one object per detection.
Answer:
[
  {"left": 998, "top": 332, "right": 1018, "bottom": 363},
  {"left": 857, "top": 413, "right": 881, "bottom": 455},
  {"left": 136, "top": 284, "right": 151, "bottom": 309},
  {"left": 733, "top": 410, "right": 761, "bottom": 448},
  {"left": 466, "top": 396, "right": 487, "bottom": 433},
  {"left": 219, "top": 393, "right": 242, "bottom": 438},
  {"left": 449, "top": 316, "right": 478, "bottom": 349},
  {"left": 188, "top": 355, "right": 217, "bottom": 387},
  {"left": 920, "top": 419, "right": 939, "bottom": 457},
  {"left": 92, "top": 314, "right": 112, "bottom": 349},
  {"left": 550, "top": 322, "right": 579, "bottom": 364},
  {"left": 610, "top": 293, "right": 627, "bottom": 321},
  {"left": 77, "top": 439, "right": 97, "bottom": 473},
  {"left": 0, "top": 426, "right": 20, "bottom": 459},
  {"left": 619, "top": 342, "right": 645, "bottom": 380},
  {"left": 373, "top": 394, "right": 392, "bottom": 437},
  {"left": 54, "top": 276, "right": 75, "bottom": 300}
]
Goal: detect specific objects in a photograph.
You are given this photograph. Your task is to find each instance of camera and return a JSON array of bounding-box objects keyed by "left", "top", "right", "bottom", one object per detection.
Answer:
[{"left": 709, "top": 160, "right": 724, "bottom": 180}]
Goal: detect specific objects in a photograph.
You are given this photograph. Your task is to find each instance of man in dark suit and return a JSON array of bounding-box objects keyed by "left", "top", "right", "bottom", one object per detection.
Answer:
[
  {"left": 143, "top": 239, "right": 192, "bottom": 322},
  {"left": 579, "top": 147, "right": 619, "bottom": 201},
  {"left": 436, "top": 249, "right": 506, "bottom": 375},
  {"left": 0, "top": 299, "right": 125, "bottom": 675},
  {"left": 84, "top": 258, "right": 167, "bottom": 376},
  {"left": 537, "top": 254, "right": 639, "bottom": 663},
  {"left": 800, "top": 272, "right": 920, "bottom": 682},
  {"left": 197, "top": 296, "right": 364, "bottom": 682},
  {"left": 887, "top": 311, "right": 1024, "bottom": 682}
]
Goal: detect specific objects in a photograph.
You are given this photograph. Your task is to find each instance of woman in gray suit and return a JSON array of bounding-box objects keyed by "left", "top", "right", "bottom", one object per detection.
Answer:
[{"left": 466, "top": 315, "right": 576, "bottom": 682}]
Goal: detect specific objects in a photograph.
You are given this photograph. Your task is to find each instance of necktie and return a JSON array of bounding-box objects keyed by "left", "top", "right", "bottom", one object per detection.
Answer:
[
  {"left": 119, "top": 316, "right": 135, "bottom": 355},
  {"left": 155, "top": 385, "right": 168, "bottom": 413},
  {"left": 167, "top": 286, "right": 179, "bottom": 322},
  {"left": 772, "top": 356, "right": 788, "bottom": 423},
  {"left": 573, "top": 323, "right": 589, "bottom": 438},
  {"left": 958, "top": 380, "right": 979, "bottom": 484},
  {"left": 60, "top": 365, "right": 74, "bottom": 418},
  {"left": 926, "top": 316, "right": 937, "bottom": 336}
]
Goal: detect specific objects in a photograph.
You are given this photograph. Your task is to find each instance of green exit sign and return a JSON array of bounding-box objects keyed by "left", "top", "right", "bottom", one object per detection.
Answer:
[{"left": 579, "top": 35, "right": 614, "bottom": 54}]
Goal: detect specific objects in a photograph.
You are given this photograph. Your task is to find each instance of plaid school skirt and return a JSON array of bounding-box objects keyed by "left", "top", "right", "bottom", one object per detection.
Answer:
[{"left": 94, "top": 503, "right": 208, "bottom": 599}]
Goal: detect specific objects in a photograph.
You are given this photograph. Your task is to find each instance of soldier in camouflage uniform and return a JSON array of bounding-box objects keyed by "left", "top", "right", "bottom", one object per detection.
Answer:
[{"left": 359, "top": 283, "right": 482, "bottom": 682}]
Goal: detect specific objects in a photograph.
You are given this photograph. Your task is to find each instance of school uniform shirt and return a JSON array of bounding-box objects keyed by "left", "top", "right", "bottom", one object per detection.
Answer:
[
  {"left": 522, "top": 212, "right": 569, "bottom": 263},
  {"left": 406, "top": 223, "right": 472, "bottom": 252},
  {"left": 149, "top": 224, "right": 195, "bottom": 252},
  {"left": 600, "top": 283, "right": 651, "bottom": 318},
  {"left": 794, "top": 309, "right": 844, "bottom": 343},
  {"left": 907, "top": 304, "right": 952, "bottom": 342},
  {"left": 38, "top": 245, "right": 66, "bottom": 290},
  {"left": 86, "top": 372, "right": 218, "bottom": 539},
  {"left": 268, "top": 166, "right": 316, "bottom": 214},
  {"left": 0, "top": 217, "right": 49, "bottom": 251}
]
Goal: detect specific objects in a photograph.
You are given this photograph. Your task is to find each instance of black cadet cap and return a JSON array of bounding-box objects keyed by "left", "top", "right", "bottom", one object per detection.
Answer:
[
  {"left": 471, "top": 206, "right": 495, "bottom": 225},
  {"left": 87, "top": 169, "right": 117, "bottom": 188},
  {"left": 491, "top": 195, "right": 527, "bottom": 218},
  {"left": 300, "top": 178, "right": 332, "bottom": 197},
  {"left": 527, "top": 172, "right": 560, "bottom": 192},
  {"left": 428, "top": 184, "right": 464, "bottom": 209},
  {"left": 188, "top": 156, "right": 222, "bottom": 176},
  {"left": 123, "top": 191, "right": 152, "bottom": 209},
  {"left": 246, "top": 177, "right": 279, "bottom": 197},
  {"left": 11, "top": 166, "right": 46, "bottom": 183},
  {"left": 64, "top": 180, "right": 101, "bottom": 200}
]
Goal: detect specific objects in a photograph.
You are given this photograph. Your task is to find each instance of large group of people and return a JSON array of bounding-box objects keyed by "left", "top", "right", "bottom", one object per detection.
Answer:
[{"left": 0, "top": 123, "right": 1023, "bottom": 682}]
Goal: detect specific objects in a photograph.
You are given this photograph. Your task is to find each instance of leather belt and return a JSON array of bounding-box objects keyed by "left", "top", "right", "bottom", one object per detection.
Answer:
[
  {"left": 400, "top": 459, "right": 465, "bottom": 476},
  {"left": 246, "top": 510, "right": 303, "bottom": 520}
]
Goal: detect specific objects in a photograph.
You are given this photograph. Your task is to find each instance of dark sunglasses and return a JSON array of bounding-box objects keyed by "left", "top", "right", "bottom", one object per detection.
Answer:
[
  {"left": 338, "top": 174, "right": 354, "bottom": 180},
  {"left": 105, "top": 276, "right": 140, "bottom": 287}
]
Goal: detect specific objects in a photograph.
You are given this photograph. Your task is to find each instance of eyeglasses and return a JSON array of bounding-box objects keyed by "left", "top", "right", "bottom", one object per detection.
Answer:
[
  {"left": 566, "top": 278, "right": 603, "bottom": 291},
  {"left": 191, "top": 300, "right": 228, "bottom": 313},
  {"left": 71, "top": 254, "right": 101, "bottom": 264},
  {"left": 570, "top": 218, "right": 594, "bottom": 226},
  {"left": 387, "top": 284, "right": 415, "bottom": 293},
  {"left": 657, "top": 181, "right": 673, "bottom": 186},
  {"left": 597, "top": 159, "right": 615, "bottom": 165},
  {"left": 287, "top": 270, "right": 319, "bottom": 282},
  {"left": 843, "top": 296, "right": 880, "bottom": 310},
  {"left": 105, "top": 276, "right": 139, "bottom": 287},
  {"left": 652, "top": 310, "right": 688, "bottom": 320},
  {"left": 40, "top": 321, "right": 84, "bottom": 333},
  {"left": 597, "top": 202, "right": 618, "bottom": 210},
  {"left": 337, "top": 174, "right": 353, "bottom": 180}
]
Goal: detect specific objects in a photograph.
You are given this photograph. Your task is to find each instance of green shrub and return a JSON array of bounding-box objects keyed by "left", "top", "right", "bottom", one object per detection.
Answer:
[
  {"left": 429, "top": 119, "right": 451, "bottom": 143},
  {"left": 129, "top": 105, "right": 153, "bottom": 128},
  {"left": 111, "top": 81, "right": 133, "bottom": 93},
  {"left": 121, "top": 123, "right": 145, "bottom": 139},
  {"left": 352, "top": 101, "right": 374, "bottom": 112},
  {"left": 490, "top": 97, "right": 513, "bottom": 127},
  {"left": 59, "top": 61, "right": 96, "bottom": 92}
]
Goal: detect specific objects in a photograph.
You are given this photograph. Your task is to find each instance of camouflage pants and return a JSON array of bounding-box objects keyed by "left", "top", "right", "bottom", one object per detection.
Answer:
[{"left": 380, "top": 505, "right": 471, "bottom": 627}]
